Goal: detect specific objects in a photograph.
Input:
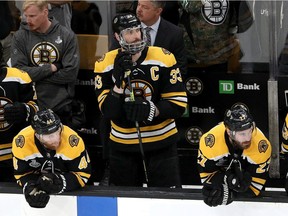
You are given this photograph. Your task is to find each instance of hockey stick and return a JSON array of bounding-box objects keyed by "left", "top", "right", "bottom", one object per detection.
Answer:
[{"left": 126, "top": 70, "right": 149, "bottom": 184}]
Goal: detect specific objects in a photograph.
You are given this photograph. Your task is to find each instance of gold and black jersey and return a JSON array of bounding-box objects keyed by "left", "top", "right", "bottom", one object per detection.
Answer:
[
  {"left": 94, "top": 47, "right": 187, "bottom": 152},
  {"left": 12, "top": 125, "right": 91, "bottom": 191},
  {"left": 281, "top": 113, "right": 288, "bottom": 153},
  {"left": 0, "top": 67, "right": 38, "bottom": 161},
  {"left": 198, "top": 122, "right": 272, "bottom": 196}
]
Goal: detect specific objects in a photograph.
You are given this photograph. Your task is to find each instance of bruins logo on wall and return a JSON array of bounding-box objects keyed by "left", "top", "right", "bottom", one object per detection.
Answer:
[
  {"left": 258, "top": 140, "right": 268, "bottom": 153},
  {"left": 185, "top": 126, "right": 203, "bottom": 145},
  {"left": 31, "top": 42, "right": 60, "bottom": 66},
  {"left": 15, "top": 135, "right": 25, "bottom": 148},
  {"left": 185, "top": 77, "right": 203, "bottom": 96},
  {"left": 205, "top": 134, "right": 215, "bottom": 148},
  {"left": 201, "top": 0, "right": 229, "bottom": 25},
  {"left": 69, "top": 135, "right": 79, "bottom": 147}
]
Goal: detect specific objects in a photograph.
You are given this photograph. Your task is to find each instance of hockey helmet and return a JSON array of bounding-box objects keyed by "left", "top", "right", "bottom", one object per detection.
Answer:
[
  {"left": 112, "top": 12, "right": 146, "bottom": 54},
  {"left": 224, "top": 103, "right": 254, "bottom": 132},
  {"left": 32, "top": 109, "right": 61, "bottom": 135}
]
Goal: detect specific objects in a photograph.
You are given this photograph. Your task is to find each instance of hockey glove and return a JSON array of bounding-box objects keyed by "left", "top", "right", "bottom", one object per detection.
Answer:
[
  {"left": 225, "top": 162, "right": 252, "bottom": 193},
  {"left": 37, "top": 173, "right": 66, "bottom": 194},
  {"left": 202, "top": 183, "right": 233, "bottom": 207},
  {"left": 285, "top": 173, "right": 288, "bottom": 195},
  {"left": 23, "top": 182, "right": 50, "bottom": 208},
  {"left": 124, "top": 97, "right": 156, "bottom": 122},
  {"left": 4, "top": 102, "right": 29, "bottom": 124},
  {"left": 113, "top": 51, "right": 132, "bottom": 88}
]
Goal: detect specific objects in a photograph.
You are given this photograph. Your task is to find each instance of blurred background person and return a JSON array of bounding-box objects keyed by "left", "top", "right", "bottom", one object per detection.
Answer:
[
  {"left": 179, "top": 0, "right": 253, "bottom": 73},
  {"left": 0, "top": 43, "right": 38, "bottom": 182}
]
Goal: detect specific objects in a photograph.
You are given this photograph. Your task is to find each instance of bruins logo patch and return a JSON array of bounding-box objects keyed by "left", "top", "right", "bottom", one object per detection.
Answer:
[
  {"left": 161, "top": 48, "right": 171, "bottom": 55},
  {"left": 69, "top": 135, "right": 79, "bottom": 147},
  {"left": 258, "top": 140, "right": 268, "bottom": 153},
  {"left": 15, "top": 135, "right": 25, "bottom": 148},
  {"left": 205, "top": 134, "right": 215, "bottom": 148}
]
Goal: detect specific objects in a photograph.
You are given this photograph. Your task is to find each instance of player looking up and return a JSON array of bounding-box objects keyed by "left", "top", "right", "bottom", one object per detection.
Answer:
[{"left": 94, "top": 12, "right": 187, "bottom": 187}]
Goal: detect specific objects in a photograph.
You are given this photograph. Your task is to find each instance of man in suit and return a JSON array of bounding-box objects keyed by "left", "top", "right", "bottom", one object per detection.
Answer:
[{"left": 110, "top": 0, "right": 187, "bottom": 75}]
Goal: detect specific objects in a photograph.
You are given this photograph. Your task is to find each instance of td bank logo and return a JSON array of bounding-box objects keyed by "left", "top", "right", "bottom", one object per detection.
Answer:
[{"left": 219, "top": 80, "right": 234, "bottom": 94}]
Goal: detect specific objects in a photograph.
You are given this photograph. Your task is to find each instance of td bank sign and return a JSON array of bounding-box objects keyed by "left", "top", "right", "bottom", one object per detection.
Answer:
[{"left": 219, "top": 80, "right": 260, "bottom": 94}]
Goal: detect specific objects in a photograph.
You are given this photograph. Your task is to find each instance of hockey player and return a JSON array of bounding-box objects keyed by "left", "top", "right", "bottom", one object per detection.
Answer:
[
  {"left": 94, "top": 13, "right": 187, "bottom": 187},
  {"left": 198, "top": 104, "right": 271, "bottom": 207},
  {"left": 12, "top": 109, "right": 91, "bottom": 208},
  {"left": 280, "top": 113, "right": 288, "bottom": 193},
  {"left": 0, "top": 43, "right": 38, "bottom": 182}
]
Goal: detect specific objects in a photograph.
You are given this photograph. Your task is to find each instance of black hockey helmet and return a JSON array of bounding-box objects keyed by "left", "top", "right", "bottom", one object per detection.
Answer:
[
  {"left": 112, "top": 12, "right": 146, "bottom": 54},
  {"left": 32, "top": 109, "right": 61, "bottom": 135},
  {"left": 224, "top": 103, "right": 254, "bottom": 132},
  {"left": 112, "top": 12, "right": 141, "bottom": 33}
]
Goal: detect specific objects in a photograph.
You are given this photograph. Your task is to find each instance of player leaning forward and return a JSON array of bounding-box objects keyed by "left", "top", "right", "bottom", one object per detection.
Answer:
[
  {"left": 94, "top": 13, "right": 187, "bottom": 187},
  {"left": 198, "top": 104, "right": 272, "bottom": 207},
  {"left": 12, "top": 109, "right": 91, "bottom": 208}
]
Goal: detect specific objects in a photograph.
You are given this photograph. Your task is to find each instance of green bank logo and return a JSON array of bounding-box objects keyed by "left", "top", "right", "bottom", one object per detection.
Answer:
[
  {"left": 219, "top": 80, "right": 234, "bottom": 94},
  {"left": 182, "top": 105, "right": 189, "bottom": 118}
]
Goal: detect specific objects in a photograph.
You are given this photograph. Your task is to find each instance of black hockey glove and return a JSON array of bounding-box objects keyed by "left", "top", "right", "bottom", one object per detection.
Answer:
[
  {"left": 202, "top": 183, "right": 233, "bottom": 207},
  {"left": 113, "top": 51, "right": 132, "bottom": 88},
  {"left": 285, "top": 173, "right": 288, "bottom": 195},
  {"left": 4, "top": 102, "right": 29, "bottom": 124},
  {"left": 225, "top": 161, "right": 252, "bottom": 193},
  {"left": 23, "top": 182, "right": 50, "bottom": 208},
  {"left": 37, "top": 173, "right": 66, "bottom": 194},
  {"left": 124, "top": 97, "right": 156, "bottom": 122}
]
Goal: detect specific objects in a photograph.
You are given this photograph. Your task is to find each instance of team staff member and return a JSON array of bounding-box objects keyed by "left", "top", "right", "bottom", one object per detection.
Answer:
[
  {"left": 0, "top": 43, "right": 38, "bottom": 182},
  {"left": 198, "top": 104, "right": 271, "bottom": 207},
  {"left": 11, "top": 0, "right": 80, "bottom": 128},
  {"left": 94, "top": 13, "right": 187, "bottom": 187},
  {"left": 110, "top": 0, "right": 186, "bottom": 75},
  {"left": 12, "top": 109, "right": 91, "bottom": 208}
]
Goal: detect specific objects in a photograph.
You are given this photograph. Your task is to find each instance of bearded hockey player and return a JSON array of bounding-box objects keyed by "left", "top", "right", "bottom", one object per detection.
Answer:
[
  {"left": 198, "top": 103, "right": 271, "bottom": 207},
  {"left": 94, "top": 12, "right": 187, "bottom": 187},
  {"left": 12, "top": 109, "right": 91, "bottom": 208},
  {"left": 0, "top": 43, "right": 38, "bottom": 182}
]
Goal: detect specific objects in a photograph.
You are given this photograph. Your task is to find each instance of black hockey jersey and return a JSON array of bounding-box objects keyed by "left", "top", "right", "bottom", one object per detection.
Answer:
[
  {"left": 198, "top": 122, "right": 271, "bottom": 196},
  {"left": 94, "top": 47, "right": 187, "bottom": 152},
  {"left": 281, "top": 113, "right": 288, "bottom": 153},
  {"left": 12, "top": 125, "right": 91, "bottom": 190},
  {"left": 0, "top": 67, "right": 38, "bottom": 161}
]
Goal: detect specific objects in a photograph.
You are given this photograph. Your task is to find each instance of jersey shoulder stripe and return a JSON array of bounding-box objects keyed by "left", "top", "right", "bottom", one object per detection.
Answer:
[
  {"left": 199, "top": 123, "right": 229, "bottom": 160},
  {"left": 5, "top": 67, "right": 32, "bottom": 83},
  {"left": 143, "top": 47, "right": 177, "bottom": 67},
  {"left": 94, "top": 49, "right": 118, "bottom": 73}
]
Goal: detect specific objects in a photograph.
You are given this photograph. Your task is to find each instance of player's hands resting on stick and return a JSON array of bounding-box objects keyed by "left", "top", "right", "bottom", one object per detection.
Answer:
[
  {"left": 37, "top": 172, "right": 66, "bottom": 194},
  {"left": 124, "top": 97, "right": 156, "bottom": 123}
]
